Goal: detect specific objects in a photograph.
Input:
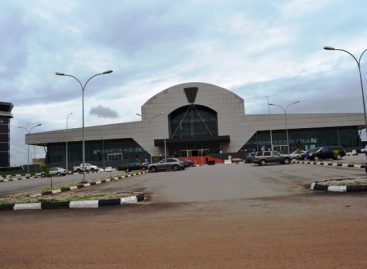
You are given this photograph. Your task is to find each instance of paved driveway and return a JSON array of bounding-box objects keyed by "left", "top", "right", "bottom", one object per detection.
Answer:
[{"left": 74, "top": 163, "right": 365, "bottom": 203}]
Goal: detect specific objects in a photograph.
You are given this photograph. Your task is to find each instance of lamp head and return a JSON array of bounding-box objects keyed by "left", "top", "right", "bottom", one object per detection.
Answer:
[
  {"left": 323, "top": 46, "right": 335, "bottom": 50},
  {"left": 55, "top": 72, "right": 65, "bottom": 76},
  {"left": 102, "top": 70, "right": 113, "bottom": 74}
]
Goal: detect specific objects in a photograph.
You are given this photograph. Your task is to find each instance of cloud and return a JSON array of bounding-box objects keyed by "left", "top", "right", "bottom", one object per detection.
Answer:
[{"left": 89, "top": 105, "right": 119, "bottom": 119}]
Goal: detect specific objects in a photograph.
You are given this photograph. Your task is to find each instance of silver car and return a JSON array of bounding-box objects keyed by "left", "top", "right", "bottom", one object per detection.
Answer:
[
  {"left": 253, "top": 151, "right": 291, "bottom": 166},
  {"left": 148, "top": 158, "right": 185, "bottom": 172},
  {"left": 49, "top": 167, "right": 67, "bottom": 176}
]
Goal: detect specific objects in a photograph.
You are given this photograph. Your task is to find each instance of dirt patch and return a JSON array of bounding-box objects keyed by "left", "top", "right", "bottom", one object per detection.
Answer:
[{"left": 0, "top": 197, "right": 366, "bottom": 269}]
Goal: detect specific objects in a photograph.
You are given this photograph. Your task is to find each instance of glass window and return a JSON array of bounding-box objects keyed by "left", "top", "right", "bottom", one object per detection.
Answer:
[{"left": 169, "top": 105, "right": 218, "bottom": 138}]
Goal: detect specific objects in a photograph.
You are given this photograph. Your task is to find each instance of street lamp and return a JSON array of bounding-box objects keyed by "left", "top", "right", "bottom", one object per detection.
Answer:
[
  {"left": 265, "top": 96, "right": 273, "bottom": 150},
  {"left": 269, "top": 101, "right": 300, "bottom": 153},
  {"left": 56, "top": 70, "right": 113, "bottom": 183},
  {"left": 136, "top": 112, "right": 165, "bottom": 161},
  {"left": 18, "top": 123, "right": 42, "bottom": 173},
  {"left": 65, "top": 112, "right": 73, "bottom": 172},
  {"left": 323, "top": 46, "right": 367, "bottom": 137}
]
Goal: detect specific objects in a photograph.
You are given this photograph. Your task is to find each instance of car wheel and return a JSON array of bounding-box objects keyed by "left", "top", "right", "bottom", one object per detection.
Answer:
[
  {"left": 336, "top": 155, "right": 341, "bottom": 160},
  {"left": 314, "top": 156, "right": 319, "bottom": 161},
  {"left": 260, "top": 160, "right": 266, "bottom": 166},
  {"left": 150, "top": 166, "right": 157, "bottom": 172},
  {"left": 172, "top": 165, "right": 179, "bottom": 171},
  {"left": 283, "top": 158, "right": 290, "bottom": 164},
  {"left": 57, "top": 172, "right": 61, "bottom": 176}
]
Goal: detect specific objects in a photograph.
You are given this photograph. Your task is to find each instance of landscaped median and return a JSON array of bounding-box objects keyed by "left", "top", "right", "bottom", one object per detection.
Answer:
[
  {"left": 0, "top": 192, "right": 144, "bottom": 211},
  {"left": 0, "top": 170, "right": 149, "bottom": 211},
  {"left": 292, "top": 159, "right": 366, "bottom": 169},
  {"left": 310, "top": 177, "right": 367, "bottom": 192}
]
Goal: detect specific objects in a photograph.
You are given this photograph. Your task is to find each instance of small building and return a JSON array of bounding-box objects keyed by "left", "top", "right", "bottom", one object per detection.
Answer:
[
  {"left": 0, "top": 102, "right": 13, "bottom": 167},
  {"left": 27, "top": 82, "right": 364, "bottom": 167}
]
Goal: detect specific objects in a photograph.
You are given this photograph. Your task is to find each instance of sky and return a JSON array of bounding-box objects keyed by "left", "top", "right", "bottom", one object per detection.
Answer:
[{"left": 1, "top": 0, "right": 367, "bottom": 166}]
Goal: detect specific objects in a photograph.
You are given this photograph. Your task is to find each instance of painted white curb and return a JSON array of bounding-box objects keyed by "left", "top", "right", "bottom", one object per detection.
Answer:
[
  {"left": 69, "top": 200, "right": 99, "bottom": 208},
  {"left": 14, "top": 203, "right": 42, "bottom": 210},
  {"left": 327, "top": 185, "right": 347, "bottom": 192},
  {"left": 120, "top": 196, "right": 138, "bottom": 204}
]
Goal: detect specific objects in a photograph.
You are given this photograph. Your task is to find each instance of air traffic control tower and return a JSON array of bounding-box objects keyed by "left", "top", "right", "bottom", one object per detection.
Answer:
[{"left": 0, "top": 102, "right": 13, "bottom": 167}]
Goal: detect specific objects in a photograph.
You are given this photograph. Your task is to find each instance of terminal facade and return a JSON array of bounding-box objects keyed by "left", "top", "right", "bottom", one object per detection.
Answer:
[
  {"left": 0, "top": 102, "right": 13, "bottom": 167},
  {"left": 27, "top": 82, "right": 364, "bottom": 167}
]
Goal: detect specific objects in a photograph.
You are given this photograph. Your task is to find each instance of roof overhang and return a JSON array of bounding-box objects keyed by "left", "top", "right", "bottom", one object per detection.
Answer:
[{"left": 154, "top": 135, "right": 230, "bottom": 146}]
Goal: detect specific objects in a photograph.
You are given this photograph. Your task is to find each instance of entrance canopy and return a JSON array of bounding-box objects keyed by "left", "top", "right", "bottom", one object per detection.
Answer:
[{"left": 154, "top": 135, "right": 230, "bottom": 146}]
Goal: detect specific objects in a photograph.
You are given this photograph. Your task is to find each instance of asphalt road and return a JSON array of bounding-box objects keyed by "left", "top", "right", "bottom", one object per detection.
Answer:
[
  {"left": 73, "top": 162, "right": 366, "bottom": 202},
  {"left": 0, "top": 170, "right": 124, "bottom": 196}
]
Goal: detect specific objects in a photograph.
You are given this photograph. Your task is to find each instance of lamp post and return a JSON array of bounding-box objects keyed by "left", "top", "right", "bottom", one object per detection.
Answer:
[
  {"left": 265, "top": 96, "right": 273, "bottom": 150},
  {"left": 136, "top": 112, "right": 165, "bottom": 162},
  {"left": 56, "top": 70, "right": 113, "bottom": 183},
  {"left": 18, "top": 123, "right": 42, "bottom": 173},
  {"left": 269, "top": 101, "right": 300, "bottom": 154},
  {"left": 65, "top": 112, "right": 73, "bottom": 172},
  {"left": 323, "top": 46, "right": 367, "bottom": 137}
]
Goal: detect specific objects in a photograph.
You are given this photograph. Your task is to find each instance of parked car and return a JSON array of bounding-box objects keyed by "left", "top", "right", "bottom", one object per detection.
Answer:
[
  {"left": 118, "top": 162, "right": 144, "bottom": 172},
  {"left": 180, "top": 159, "right": 195, "bottom": 167},
  {"left": 253, "top": 151, "right": 291, "bottom": 166},
  {"left": 48, "top": 167, "right": 67, "bottom": 176},
  {"left": 300, "top": 147, "right": 321, "bottom": 160},
  {"left": 73, "top": 163, "right": 99, "bottom": 172},
  {"left": 310, "top": 146, "right": 346, "bottom": 161},
  {"left": 290, "top": 150, "right": 306, "bottom": 159},
  {"left": 148, "top": 158, "right": 186, "bottom": 172}
]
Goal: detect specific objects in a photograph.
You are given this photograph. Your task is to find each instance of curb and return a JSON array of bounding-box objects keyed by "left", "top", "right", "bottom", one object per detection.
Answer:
[
  {"left": 310, "top": 182, "right": 367, "bottom": 192},
  {"left": 0, "top": 174, "right": 43, "bottom": 182},
  {"left": 30, "top": 170, "right": 150, "bottom": 197},
  {"left": 0, "top": 193, "right": 144, "bottom": 211},
  {"left": 292, "top": 160, "right": 365, "bottom": 169}
]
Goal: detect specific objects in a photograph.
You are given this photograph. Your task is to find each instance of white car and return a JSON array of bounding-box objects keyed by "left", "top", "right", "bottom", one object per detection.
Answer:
[
  {"left": 73, "top": 163, "right": 99, "bottom": 172},
  {"left": 49, "top": 167, "right": 67, "bottom": 176},
  {"left": 289, "top": 150, "right": 306, "bottom": 159}
]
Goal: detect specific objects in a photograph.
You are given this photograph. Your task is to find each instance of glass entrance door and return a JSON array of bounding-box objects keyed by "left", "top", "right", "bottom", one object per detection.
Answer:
[{"left": 179, "top": 148, "right": 209, "bottom": 157}]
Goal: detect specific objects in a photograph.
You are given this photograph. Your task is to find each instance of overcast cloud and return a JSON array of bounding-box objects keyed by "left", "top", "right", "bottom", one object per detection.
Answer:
[
  {"left": 89, "top": 105, "right": 119, "bottom": 119},
  {"left": 1, "top": 0, "right": 367, "bottom": 165}
]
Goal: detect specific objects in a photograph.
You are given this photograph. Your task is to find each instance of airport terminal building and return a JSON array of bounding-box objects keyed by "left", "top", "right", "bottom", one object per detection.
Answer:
[{"left": 27, "top": 82, "right": 364, "bottom": 167}]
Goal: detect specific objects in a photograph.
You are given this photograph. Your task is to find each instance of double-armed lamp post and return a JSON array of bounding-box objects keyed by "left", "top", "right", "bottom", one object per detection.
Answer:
[
  {"left": 324, "top": 46, "right": 367, "bottom": 136},
  {"left": 56, "top": 70, "right": 113, "bottom": 183},
  {"left": 265, "top": 96, "right": 273, "bottom": 150},
  {"left": 18, "top": 123, "right": 42, "bottom": 173},
  {"left": 269, "top": 101, "right": 300, "bottom": 154},
  {"left": 65, "top": 112, "right": 73, "bottom": 172}
]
